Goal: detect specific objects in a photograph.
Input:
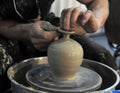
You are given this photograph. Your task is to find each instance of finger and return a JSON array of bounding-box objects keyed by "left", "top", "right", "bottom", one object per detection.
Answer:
[
  {"left": 31, "top": 38, "right": 49, "bottom": 44},
  {"left": 70, "top": 7, "right": 83, "bottom": 28},
  {"left": 80, "top": 10, "right": 92, "bottom": 26},
  {"left": 60, "top": 8, "right": 74, "bottom": 30},
  {"left": 84, "top": 10, "right": 98, "bottom": 32},
  {"left": 40, "top": 21, "right": 58, "bottom": 31},
  {"left": 42, "top": 31, "right": 59, "bottom": 41},
  {"left": 87, "top": 19, "right": 98, "bottom": 32},
  {"left": 31, "top": 38, "right": 50, "bottom": 51},
  {"left": 60, "top": 9, "right": 67, "bottom": 30}
]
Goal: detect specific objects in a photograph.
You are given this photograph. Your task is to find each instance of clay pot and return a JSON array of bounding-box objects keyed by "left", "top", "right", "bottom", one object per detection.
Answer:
[{"left": 47, "top": 29, "right": 84, "bottom": 81}]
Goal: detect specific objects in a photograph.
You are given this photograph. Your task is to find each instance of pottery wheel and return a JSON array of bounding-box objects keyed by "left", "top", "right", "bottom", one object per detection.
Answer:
[{"left": 26, "top": 64, "right": 102, "bottom": 93}]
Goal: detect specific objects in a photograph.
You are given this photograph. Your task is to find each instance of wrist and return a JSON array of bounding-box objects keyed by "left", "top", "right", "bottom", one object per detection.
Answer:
[{"left": 25, "top": 23, "right": 35, "bottom": 40}]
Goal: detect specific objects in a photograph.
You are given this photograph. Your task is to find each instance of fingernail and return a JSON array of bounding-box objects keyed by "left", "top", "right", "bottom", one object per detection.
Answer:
[
  {"left": 64, "top": 25, "right": 69, "bottom": 30},
  {"left": 71, "top": 23, "right": 75, "bottom": 28}
]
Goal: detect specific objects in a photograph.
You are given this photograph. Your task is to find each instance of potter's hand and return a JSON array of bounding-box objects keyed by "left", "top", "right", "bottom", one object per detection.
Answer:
[
  {"left": 29, "top": 21, "right": 59, "bottom": 51},
  {"left": 60, "top": 7, "right": 98, "bottom": 35}
]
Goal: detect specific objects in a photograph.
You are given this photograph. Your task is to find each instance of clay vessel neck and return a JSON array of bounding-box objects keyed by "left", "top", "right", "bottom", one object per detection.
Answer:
[{"left": 59, "top": 29, "right": 75, "bottom": 38}]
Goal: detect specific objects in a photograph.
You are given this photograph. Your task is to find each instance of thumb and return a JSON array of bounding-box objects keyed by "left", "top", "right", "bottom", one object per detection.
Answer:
[{"left": 40, "top": 21, "right": 58, "bottom": 31}]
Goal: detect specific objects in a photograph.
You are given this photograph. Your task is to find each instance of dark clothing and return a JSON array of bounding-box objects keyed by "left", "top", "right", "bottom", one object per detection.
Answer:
[
  {"left": 71, "top": 35, "right": 118, "bottom": 70},
  {"left": 0, "top": 0, "right": 118, "bottom": 92},
  {"left": 105, "top": 0, "right": 120, "bottom": 44},
  {"left": 0, "top": 0, "right": 54, "bottom": 21}
]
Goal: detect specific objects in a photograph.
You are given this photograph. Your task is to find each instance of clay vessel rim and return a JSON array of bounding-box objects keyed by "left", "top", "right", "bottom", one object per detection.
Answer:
[{"left": 58, "top": 28, "right": 75, "bottom": 34}]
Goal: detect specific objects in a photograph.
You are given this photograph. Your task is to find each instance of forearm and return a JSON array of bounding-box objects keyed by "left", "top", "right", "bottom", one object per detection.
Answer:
[
  {"left": 87, "top": 0, "right": 109, "bottom": 28},
  {"left": 0, "top": 20, "right": 31, "bottom": 41},
  {"left": 78, "top": 0, "right": 109, "bottom": 28}
]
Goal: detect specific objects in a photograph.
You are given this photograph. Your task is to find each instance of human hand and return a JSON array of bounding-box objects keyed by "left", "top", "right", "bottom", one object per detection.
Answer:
[
  {"left": 60, "top": 7, "right": 99, "bottom": 35},
  {"left": 29, "top": 21, "right": 59, "bottom": 51}
]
